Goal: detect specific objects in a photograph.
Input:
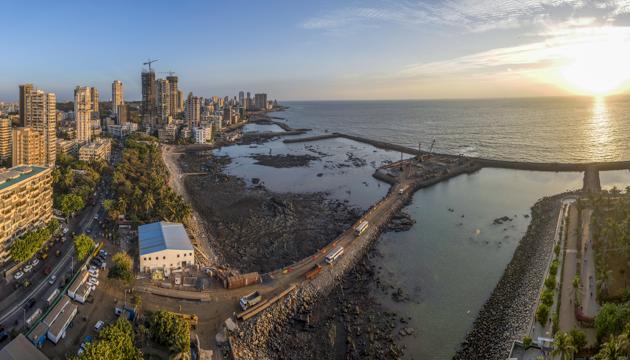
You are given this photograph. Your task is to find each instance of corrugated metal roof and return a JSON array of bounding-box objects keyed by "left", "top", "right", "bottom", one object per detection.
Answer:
[{"left": 138, "top": 222, "right": 193, "bottom": 256}]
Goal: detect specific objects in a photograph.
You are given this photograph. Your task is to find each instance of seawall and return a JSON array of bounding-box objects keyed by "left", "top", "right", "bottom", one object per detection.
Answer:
[{"left": 285, "top": 133, "right": 630, "bottom": 172}]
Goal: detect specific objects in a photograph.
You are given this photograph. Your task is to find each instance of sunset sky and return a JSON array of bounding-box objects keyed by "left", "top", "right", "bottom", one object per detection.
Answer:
[{"left": 2, "top": 0, "right": 630, "bottom": 101}]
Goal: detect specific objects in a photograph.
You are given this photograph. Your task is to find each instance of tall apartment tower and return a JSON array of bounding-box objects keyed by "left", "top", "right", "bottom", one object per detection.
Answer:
[
  {"left": 254, "top": 93, "right": 268, "bottom": 111},
  {"left": 166, "top": 75, "right": 180, "bottom": 115},
  {"left": 156, "top": 79, "right": 171, "bottom": 125},
  {"left": 177, "top": 90, "right": 184, "bottom": 112},
  {"left": 238, "top": 91, "right": 245, "bottom": 105},
  {"left": 185, "top": 92, "right": 201, "bottom": 128},
  {"left": 0, "top": 119, "right": 11, "bottom": 163},
  {"left": 24, "top": 90, "right": 56, "bottom": 166},
  {"left": 74, "top": 86, "right": 93, "bottom": 144},
  {"left": 12, "top": 127, "right": 45, "bottom": 167},
  {"left": 112, "top": 80, "right": 124, "bottom": 114},
  {"left": 18, "top": 84, "right": 34, "bottom": 126},
  {"left": 141, "top": 70, "right": 157, "bottom": 124}
]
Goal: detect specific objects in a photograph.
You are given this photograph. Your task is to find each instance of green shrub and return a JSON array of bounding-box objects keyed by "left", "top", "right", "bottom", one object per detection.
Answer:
[
  {"left": 541, "top": 289, "right": 554, "bottom": 307},
  {"left": 536, "top": 304, "right": 550, "bottom": 325},
  {"left": 550, "top": 259, "right": 559, "bottom": 275},
  {"left": 545, "top": 275, "right": 557, "bottom": 290}
]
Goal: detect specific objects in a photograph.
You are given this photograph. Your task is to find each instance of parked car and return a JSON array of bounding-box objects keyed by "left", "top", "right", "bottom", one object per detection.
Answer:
[
  {"left": 44, "top": 266, "right": 52, "bottom": 275},
  {"left": 23, "top": 265, "right": 32, "bottom": 273},
  {"left": 30, "top": 258, "right": 39, "bottom": 267},
  {"left": 23, "top": 298, "right": 36, "bottom": 310},
  {"left": 22, "top": 280, "right": 31, "bottom": 288},
  {"left": 99, "top": 250, "right": 108, "bottom": 257},
  {"left": 0, "top": 332, "right": 8, "bottom": 342},
  {"left": 94, "top": 320, "right": 104, "bottom": 332},
  {"left": 14, "top": 271, "right": 24, "bottom": 280},
  {"left": 87, "top": 278, "right": 99, "bottom": 286},
  {"left": 55, "top": 250, "right": 61, "bottom": 257},
  {"left": 48, "top": 275, "right": 57, "bottom": 285}
]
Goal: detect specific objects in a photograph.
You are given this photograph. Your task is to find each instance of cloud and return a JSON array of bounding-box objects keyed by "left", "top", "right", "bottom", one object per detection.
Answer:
[
  {"left": 301, "top": 0, "right": 630, "bottom": 33},
  {"left": 401, "top": 25, "right": 630, "bottom": 78}
]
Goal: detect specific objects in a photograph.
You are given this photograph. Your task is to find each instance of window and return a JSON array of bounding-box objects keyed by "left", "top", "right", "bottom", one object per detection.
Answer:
[
  {"left": 143, "top": 257, "right": 146, "bottom": 261},
  {"left": 148, "top": 257, "right": 151, "bottom": 261},
  {"left": 163, "top": 256, "right": 166, "bottom": 260},
  {"left": 189, "top": 253, "right": 192, "bottom": 256},
  {"left": 183, "top": 253, "right": 186, "bottom": 257},
  {"left": 177, "top": 254, "right": 180, "bottom": 258}
]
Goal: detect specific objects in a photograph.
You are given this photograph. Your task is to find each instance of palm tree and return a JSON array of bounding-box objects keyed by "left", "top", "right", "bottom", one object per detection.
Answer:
[
  {"left": 552, "top": 332, "right": 576, "bottom": 360},
  {"left": 594, "top": 335, "right": 625, "bottom": 360}
]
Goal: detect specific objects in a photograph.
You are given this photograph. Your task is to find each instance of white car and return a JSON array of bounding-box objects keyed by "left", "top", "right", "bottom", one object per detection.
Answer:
[
  {"left": 88, "top": 269, "right": 99, "bottom": 277},
  {"left": 30, "top": 258, "right": 39, "bottom": 266},
  {"left": 48, "top": 275, "right": 57, "bottom": 285},
  {"left": 23, "top": 265, "right": 32, "bottom": 273},
  {"left": 14, "top": 271, "right": 24, "bottom": 280},
  {"left": 87, "top": 278, "right": 99, "bottom": 286},
  {"left": 94, "top": 320, "right": 105, "bottom": 332},
  {"left": 89, "top": 265, "right": 98, "bottom": 272}
]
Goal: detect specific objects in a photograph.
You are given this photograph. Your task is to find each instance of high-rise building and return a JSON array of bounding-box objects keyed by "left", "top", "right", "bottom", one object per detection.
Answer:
[
  {"left": 156, "top": 79, "right": 171, "bottom": 124},
  {"left": 74, "top": 86, "right": 93, "bottom": 144},
  {"left": 185, "top": 92, "right": 201, "bottom": 128},
  {"left": 177, "top": 90, "right": 184, "bottom": 112},
  {"left": 0, "top": 165, "right": 53, "bottom": 264},
  {"left": 112, "top": 80, "right": 124, "bottom": 115},
  {"left": 238, "top": 91, "right": 245, "bottom": 106},
  {"left": 116, "top": 104, "right": 128, "bottom": 125},
  {"left": 18, "top": 84, "right": 33, "bottom": 126},
  {"left": 90, "top": 87, "right": 100, "bottom": 115},
  {"left": 141, "top": 70, "right": 157, "bottom": 124},
  {"left": 24, "top": 89, "right": 56, "bottom": 167},
  {"left": 12, "top": 127, "right": 45, "bottom": 167},
  {"left": 0, "top": 119, "right": 11, "bottom": 163},
  {"left": 254, "top": 93, "right": 268, "bottom": 110},
  {"left": 166, "top": 75, "right": 180, "bottom": 115}
]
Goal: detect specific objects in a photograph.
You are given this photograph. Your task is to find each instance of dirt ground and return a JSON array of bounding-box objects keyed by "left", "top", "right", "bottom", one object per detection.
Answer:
[{"left": 178, "top": 150, "right": 362, "bottom": 274}]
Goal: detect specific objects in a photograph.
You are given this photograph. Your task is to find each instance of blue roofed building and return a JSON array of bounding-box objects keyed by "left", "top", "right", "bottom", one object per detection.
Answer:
[{"left": 138, "top": 221, "right": 194, "bottom": 275}]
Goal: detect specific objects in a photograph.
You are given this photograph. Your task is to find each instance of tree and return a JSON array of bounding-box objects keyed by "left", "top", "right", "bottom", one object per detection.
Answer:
[
  {"left": 594, "top": 335, "right": 627, "bottom": 360},
  {"left": 75, "top": 317, "right": 142, "bottom": 360},
  {"left": 147, "top": 310, "right": 190, "bottom": 356},
  {"left": 595, "top": 303, "right": 630, "bottom": 341},
  {"left": 9, "top": 225, "right": 53, "bottom": 262},
  {"left": 74, "top": 234, "right": 95, "bottom": 261},
  {"left": 109, "top": 252, "right": 133, "bottom": 282},
  {"left": 59, "top": 193, "right": 85, "bottom": 217},
  {"left": 536, "top": 303, "right": 550, "bottom": 326},
  {"left": 569, "top": 328, "right": 587, "bottom": 353},
  {"left": 552, "top": 332, "right": 576, "bottom": 360}
]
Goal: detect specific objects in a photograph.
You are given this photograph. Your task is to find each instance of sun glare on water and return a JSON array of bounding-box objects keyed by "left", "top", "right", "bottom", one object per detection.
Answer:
[{"left": 560, "top": 32, "right": 630, "bottom": 96}]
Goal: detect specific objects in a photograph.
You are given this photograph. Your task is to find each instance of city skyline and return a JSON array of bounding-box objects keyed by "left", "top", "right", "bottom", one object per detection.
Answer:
[{"left": 2, "top": 0, "right": 630, "bottom": 101}]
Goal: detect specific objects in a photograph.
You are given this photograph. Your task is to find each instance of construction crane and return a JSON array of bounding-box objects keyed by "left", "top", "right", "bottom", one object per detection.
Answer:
[
  {"left": 143, "top": 58, "right": 159, "bottom": 71},
  {"left": 429, "top": 139, "right": 436, "bottom": 154}
]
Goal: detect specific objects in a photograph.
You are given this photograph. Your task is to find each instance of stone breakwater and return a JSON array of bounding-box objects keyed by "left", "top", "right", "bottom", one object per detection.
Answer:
[
  {"left": 453, "top": 194, "right": 566, "bottom": 360},
  {"left": 228, "top": 190, "right": 410, "bottom": 359}
]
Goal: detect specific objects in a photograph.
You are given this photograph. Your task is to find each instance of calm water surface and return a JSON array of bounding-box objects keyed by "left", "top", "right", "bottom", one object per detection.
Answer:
[
  {"left": 276, "top": 96, "right": 630, "bottom": 162},
  {"left": 218, "top": 114, "right": 630, "bottom": 359}
]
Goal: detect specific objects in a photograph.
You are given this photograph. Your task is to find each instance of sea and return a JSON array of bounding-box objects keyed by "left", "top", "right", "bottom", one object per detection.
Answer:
[
  {"left": 278, "top": 96, "right": 630, "bottom": 163},
  {"left": 223, "top": 97, "right": 630, "bottom": 359}
]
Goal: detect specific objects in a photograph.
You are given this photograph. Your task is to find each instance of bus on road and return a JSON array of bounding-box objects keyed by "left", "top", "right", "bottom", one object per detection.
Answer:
[
  {"left": 325, "top": 247, "right": 344, "bottom": 264},
  {"left": 354, "top": 220, "right": 369, "bottom": 236}
]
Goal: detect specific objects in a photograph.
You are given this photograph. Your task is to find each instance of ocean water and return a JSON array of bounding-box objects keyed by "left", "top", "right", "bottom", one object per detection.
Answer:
[{"left": 276, "top": 96, "right": 630, "bottom": 163}]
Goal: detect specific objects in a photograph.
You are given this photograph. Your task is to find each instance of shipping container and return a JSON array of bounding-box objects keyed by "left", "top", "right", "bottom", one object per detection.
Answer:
[{"left": 223, "top": 272, "right": 261, "bottom": 289}]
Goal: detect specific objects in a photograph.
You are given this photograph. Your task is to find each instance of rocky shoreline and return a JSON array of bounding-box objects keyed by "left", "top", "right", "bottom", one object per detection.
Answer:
[
  {"left": 453, "top": 193, "right": 567, "bottom": 360},
  {"left": 178, "top": 149, "right": 362, "bottom": 273}
]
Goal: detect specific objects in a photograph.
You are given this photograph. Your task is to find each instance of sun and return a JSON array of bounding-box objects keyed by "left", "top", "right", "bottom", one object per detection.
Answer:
[{"left": 559, "top": 34, "right": 630, "bottom": 96}]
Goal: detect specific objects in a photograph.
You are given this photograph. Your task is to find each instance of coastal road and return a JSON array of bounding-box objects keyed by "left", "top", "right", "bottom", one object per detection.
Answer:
[{"left": 0, "top": 196, "right": 104, "bottom": 329}]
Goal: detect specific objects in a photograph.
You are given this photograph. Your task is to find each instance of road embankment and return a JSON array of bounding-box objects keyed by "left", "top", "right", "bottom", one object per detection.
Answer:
[{"left": 453, "top": 193, "right": 570, "bottom": 360}]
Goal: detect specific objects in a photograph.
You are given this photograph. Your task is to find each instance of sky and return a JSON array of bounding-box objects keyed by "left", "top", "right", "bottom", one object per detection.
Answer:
[{"left": 2, "top": 0, "right": 630, "bottom": 101}]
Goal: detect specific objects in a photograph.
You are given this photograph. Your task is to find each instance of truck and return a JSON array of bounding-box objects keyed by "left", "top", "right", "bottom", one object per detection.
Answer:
[
  {"left": 239, "top": 291, "right": 263, "bottom": 311},
  {"left": 223, "top": 272, "right": 262, "bottom": 289},
  {"left": 354, "top": 220, "right": 369, "bottom": 236},
  {"left": 398, "top": 185, "right": 409, "bottom": 195},
  {"left": 305, "top": 264, "right": 322, "bottom": 280},
  {"left": 45, "top": 288, "right": 60, "bottom": 306}
]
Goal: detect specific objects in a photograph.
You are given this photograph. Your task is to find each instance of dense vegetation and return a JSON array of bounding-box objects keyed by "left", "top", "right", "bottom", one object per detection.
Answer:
[
  {"left": 52, "top": 154, "right": 110, "bottom": 217},
  {"left": 106, "top": 135, "right": 190, "bottom": 224},
  {"left": 73, "top": 234, "right": 95, "bottom": 261},
  {"left": 146, "top": 310, "right": 190, "bottom": 356},
  {"left": 10, "top": 219, "right": 60, "bottom": 262},
  {"left": 75, "top": 317, "right": 142, "bottom": 360},
  {"left": 109, "top": 252, "right": 134, "bottom": 282}
]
